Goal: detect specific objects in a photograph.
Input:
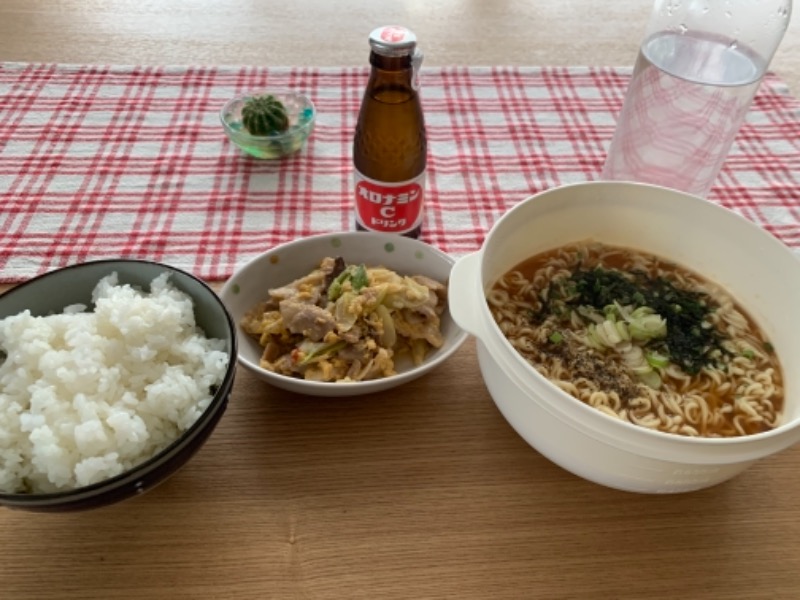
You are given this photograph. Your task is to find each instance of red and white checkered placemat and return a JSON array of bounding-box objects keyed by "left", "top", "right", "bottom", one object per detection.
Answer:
[{"left": 1, "top": 63, "right": 799, "bottom": 283}]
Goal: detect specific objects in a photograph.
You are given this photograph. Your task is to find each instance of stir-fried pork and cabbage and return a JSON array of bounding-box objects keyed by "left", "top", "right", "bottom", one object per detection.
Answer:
[{"left": 241, "top": 257, "right": 447, "bottom": 382}]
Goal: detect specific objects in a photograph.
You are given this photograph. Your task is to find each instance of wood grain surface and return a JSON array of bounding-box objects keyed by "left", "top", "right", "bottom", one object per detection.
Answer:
[
  {"left": 1, "top": 0, "right": 798, "bottom": 93},
  {"left": 2, "top": 2, "right": 800, "bottom": 599}
]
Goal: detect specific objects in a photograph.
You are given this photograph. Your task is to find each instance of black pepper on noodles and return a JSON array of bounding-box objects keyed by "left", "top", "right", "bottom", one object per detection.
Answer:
[{"left": 539, "top": 334, "right": 641, "bottom": 404}]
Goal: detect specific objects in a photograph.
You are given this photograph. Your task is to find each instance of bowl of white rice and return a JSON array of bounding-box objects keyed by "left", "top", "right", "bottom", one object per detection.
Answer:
[{"left": 0, "top": 260, "right": 236, "bottom": 511}]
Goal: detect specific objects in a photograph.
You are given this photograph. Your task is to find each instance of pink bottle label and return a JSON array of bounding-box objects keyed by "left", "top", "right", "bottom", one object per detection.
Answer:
[{"left": 354, "top": 171, "right": 425, "bottom": 234}]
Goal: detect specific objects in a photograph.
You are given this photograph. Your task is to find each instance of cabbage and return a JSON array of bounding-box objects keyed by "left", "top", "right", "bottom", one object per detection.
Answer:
[
  {"left": 382, "top": 276, "right": 430, "bottom": 310},
  {"left": 376, "top": 305, "right": 396, "bottom": 348},
  {"left": 297, "top": 339, "right": 347, "bottom": 365},
  {"left": 334, "top": 291, "right": 361, "bottom": 332}
]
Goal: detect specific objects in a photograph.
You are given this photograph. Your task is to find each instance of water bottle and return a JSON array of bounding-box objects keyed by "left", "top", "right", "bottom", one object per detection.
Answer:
[{"left": 602, "top": 0, "right": 792, "bottom": 197}]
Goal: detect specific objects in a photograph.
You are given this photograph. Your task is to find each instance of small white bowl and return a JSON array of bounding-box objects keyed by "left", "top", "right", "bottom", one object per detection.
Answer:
[{"left": 220, "top": 232, "right": 468, "bottom": 397}]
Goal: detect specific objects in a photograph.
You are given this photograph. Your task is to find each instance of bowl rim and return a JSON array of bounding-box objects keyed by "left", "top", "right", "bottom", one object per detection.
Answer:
[
  {"left": 220, "top": 231, "right": 469, "bottom": 395},
  {"left": 219, "top": 89, "right": 317, "bottom": 143},
  {"left": 0, "top": 258, "right": 238, "bottom": 502},
  {"left": 474, "top": 180, "right": 800, "bottom": 450}
]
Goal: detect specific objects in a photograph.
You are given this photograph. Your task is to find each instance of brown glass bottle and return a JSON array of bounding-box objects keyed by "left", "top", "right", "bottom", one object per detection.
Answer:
[{"left": 353, "top": 26, "right": 427, "bottom": 238}]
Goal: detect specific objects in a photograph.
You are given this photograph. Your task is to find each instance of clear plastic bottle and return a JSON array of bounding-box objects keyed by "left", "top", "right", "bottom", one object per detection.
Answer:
[
  {"left": 601, "top": 0, "right": 792, "bottom": 197},
  {"left": 353, "top": 25, "right": 427, "bottom": 238}
]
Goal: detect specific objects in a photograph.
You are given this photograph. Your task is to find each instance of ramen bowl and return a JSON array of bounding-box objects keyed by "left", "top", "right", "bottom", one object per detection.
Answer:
[
  {"left": 449, "top": 181, "right": 800, "bottom": 494},
  {"left": 220, "top": 232, "right": 468, "bottom": 397}
]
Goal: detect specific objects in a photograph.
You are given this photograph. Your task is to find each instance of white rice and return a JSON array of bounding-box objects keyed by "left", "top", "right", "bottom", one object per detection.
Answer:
[{"left": 0, "top": 272, "right": 229, "bottom": 494}]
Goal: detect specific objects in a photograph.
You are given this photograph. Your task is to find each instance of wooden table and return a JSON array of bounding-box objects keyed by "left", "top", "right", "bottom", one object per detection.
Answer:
[{"left": 2, "top": 2, "right": 800, "bottom": 599}]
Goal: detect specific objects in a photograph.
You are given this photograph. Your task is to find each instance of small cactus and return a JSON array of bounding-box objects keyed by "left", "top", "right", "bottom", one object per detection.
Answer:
[{"left": 241, "top": 95, "right": 290, "bottom": 136}]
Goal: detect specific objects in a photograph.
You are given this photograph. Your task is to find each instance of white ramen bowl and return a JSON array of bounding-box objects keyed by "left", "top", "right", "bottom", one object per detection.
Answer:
[
  {"left": 220, "top": 232, "right": 468, "bottom": 397},
  {"left": 449, "top": 181, "right": 800, "bottom": 494}
]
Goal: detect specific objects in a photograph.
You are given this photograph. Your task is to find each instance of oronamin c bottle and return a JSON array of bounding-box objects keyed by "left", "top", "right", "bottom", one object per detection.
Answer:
[{"left": 353, "top": 25, "right": 427, "bottom": 238}]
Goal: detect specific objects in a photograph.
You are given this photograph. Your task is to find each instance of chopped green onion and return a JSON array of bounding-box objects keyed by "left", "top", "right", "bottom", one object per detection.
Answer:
[
  {"left": 742, "top": 349, "right": 756, "bottom": 360},
  {"left": 638, "top": 370, "right": 662, "bottom": 390},
  {"left": 549, "top": 331, "right": 563, "bottom": 344},
  {"left": 645, "top": 351, "right": 670, "bottom": 369},
  {"left": 351, "top": 264, "right": 369, "bottom": 292},
  {"left": 627, "top": 308, "right": 667, "bottom": 341},
  {"left": 327, "top": 270, "right": 351, "bottom": 301},
  {"left": 328, "top": 264, "right": 370, "bottom": 300}
]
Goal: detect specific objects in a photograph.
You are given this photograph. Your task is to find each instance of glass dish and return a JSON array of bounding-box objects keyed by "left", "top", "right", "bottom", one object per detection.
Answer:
[{"left": 220, "top": 90, "right": 316, "bottom": 159}]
